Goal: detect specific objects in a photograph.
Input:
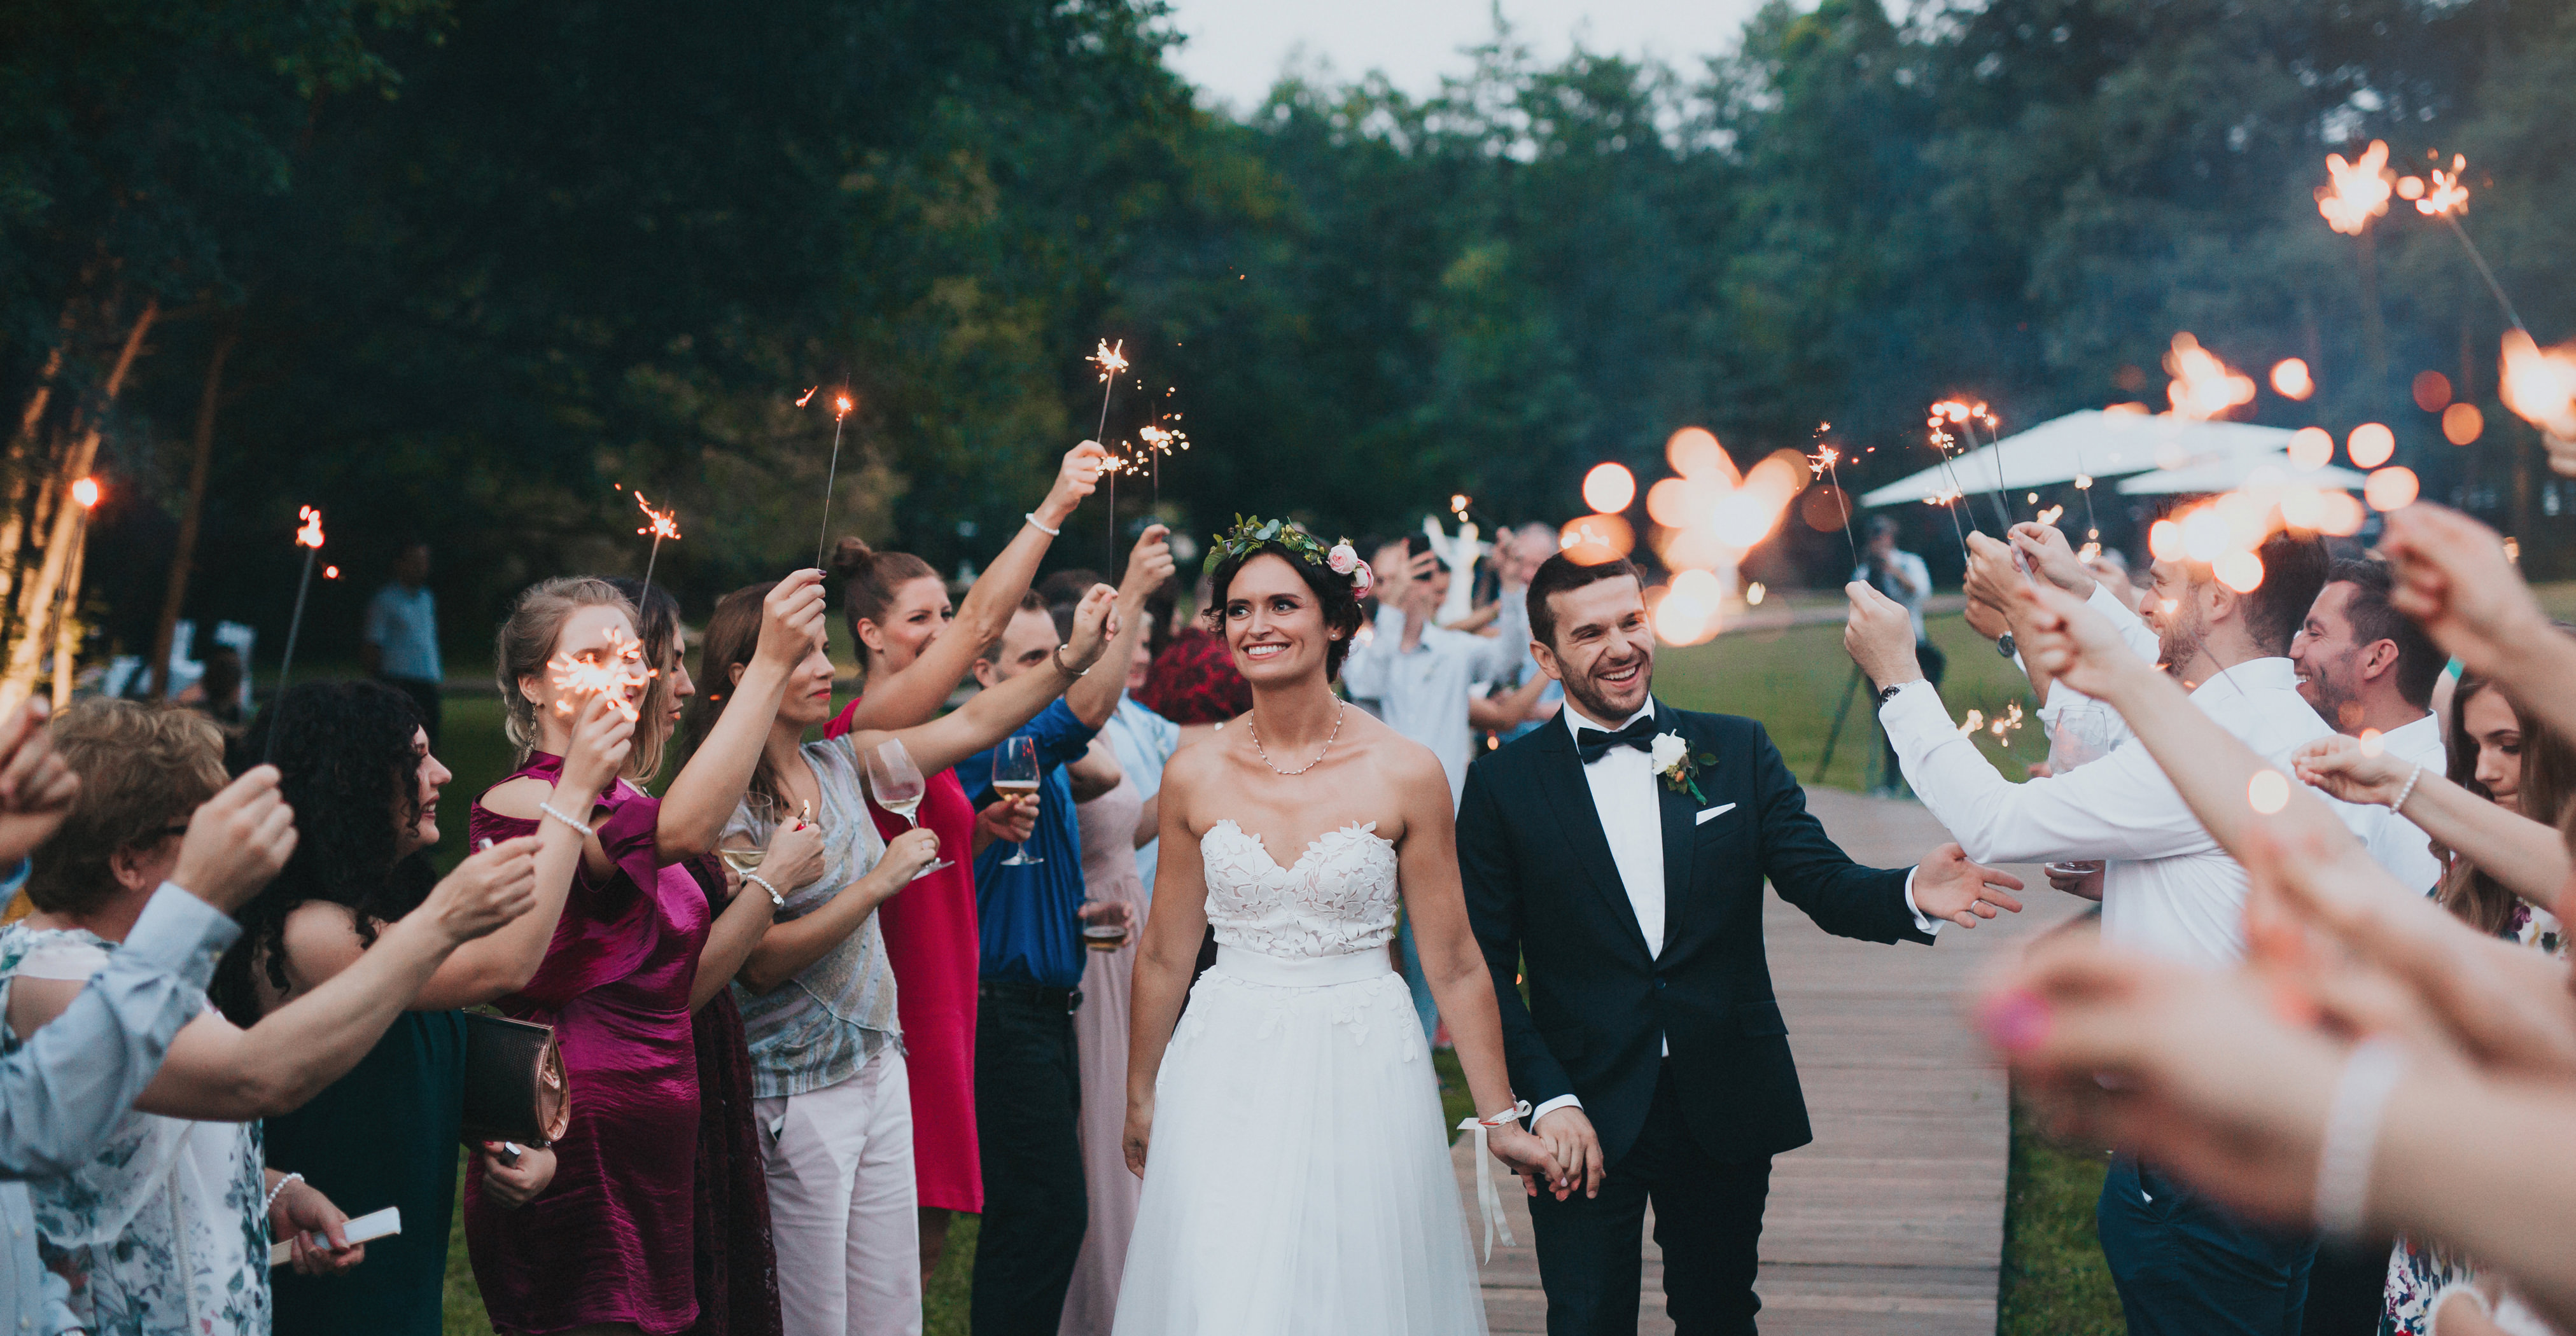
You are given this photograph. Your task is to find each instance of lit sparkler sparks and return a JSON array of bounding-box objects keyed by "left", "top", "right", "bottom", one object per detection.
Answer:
[
  {"left": 2410, "top": 151, "right": 2528, "bottom": 334},
  {"left": 2315, "top": 140, "right": 2393, "bottom": 236},
  {"left": 795, "top": 386, "right": 818, "bottom": 408},
  {"left": 265, "top": 506, "right": 329, "bottom": 765},
  {"left": 295, "top": 505, "right": 325, "bottom": 549},
  {"left": 1087, "top": 340, "right": 1132, "bottom": 567},
  {"left": 549, "top": 628, "right": 657, "bottom": 724},
  {"left": 2164, "top": 334, "right": 2257, "bottom": 421},
  {"left": 2500, "top": 330, "right": 2576, "bottom": 440},
  {"left": 811, "top": 388, "right": 855, "bottom": 570},
  {"left": 633, "top": 491, "right": 682, "bottom": 591},
  {"left": 1138, "top": 415, "right": 1189, "bottom": 515},
  {"left": 1987, "top": 699, "right": 2025, "bottom": 742},
  {"left": 1806, "top": 436, "right": 1861, "bottom": 569}
]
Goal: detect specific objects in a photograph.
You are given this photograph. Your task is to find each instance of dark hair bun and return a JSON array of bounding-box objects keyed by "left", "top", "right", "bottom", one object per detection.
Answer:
[{"left": 829, "top": 535, "right": 875, "bottom": 581}]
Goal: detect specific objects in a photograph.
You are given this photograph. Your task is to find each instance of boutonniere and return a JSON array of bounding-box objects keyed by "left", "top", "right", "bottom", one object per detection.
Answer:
[{"left": 1651, "top": 732, "right": 1711, "bottom": 804}]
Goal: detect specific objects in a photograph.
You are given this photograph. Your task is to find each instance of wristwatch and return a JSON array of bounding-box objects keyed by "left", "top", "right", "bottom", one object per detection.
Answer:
[{"left": 1875, "top": 683, "right": 1903, "bottom": 706}]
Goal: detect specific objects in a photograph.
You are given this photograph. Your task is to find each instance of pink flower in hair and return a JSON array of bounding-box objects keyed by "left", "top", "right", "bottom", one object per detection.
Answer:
[
  {"left": 1326, "top": 541, "right": 1360, "bottom": 575},
  {"left": 1348, "top": 559, "right": 1375, "bottom": 598}
]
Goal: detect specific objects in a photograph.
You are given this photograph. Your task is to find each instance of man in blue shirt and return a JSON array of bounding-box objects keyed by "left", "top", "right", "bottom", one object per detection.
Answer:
[
  {"left": 957, "top": 526, "right": 1167, "bottom": 1336},
  {"left": 361, "top": 541, "right": 444, "bottom": 745}
]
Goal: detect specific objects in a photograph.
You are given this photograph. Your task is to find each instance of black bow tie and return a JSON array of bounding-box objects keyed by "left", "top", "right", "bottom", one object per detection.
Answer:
[{"left": 1574, "top": 714, "right": 1658, "bottom": 763}]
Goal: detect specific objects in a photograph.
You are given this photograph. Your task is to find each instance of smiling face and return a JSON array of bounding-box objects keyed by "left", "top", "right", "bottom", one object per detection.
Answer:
[
  {"left": 1221, "top": 553, "right": 1339, "bottom": 686},
  {"left": 396, "top": 727, "right": 452, "bottom": 858},
  {"left": 2462, "top": 685, "right": 2523, "bottom": 812},
  {"left": 2143, "top": 558, "right": 2211, "bottom": 672},
  {"left": 858, "top": 575, "right": 953, "bottom": 676},
  {"left": 2290, "top": 581, "right": 2373, "bottom": 728},
  {"left": 1534, "top": 573, "right": 1655, "bottom": 723}
]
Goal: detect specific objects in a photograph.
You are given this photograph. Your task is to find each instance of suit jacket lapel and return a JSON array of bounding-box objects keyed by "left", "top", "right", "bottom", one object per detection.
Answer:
[
  {"left": 1531, "top": 722, "right": 1656, "bottom": 964},
  {"left": 1655, "top": 704, "right": 1699, "bottom": 958}
]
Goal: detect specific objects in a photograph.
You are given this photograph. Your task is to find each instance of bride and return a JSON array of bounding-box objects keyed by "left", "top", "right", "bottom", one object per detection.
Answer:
[{"left": 1114, "top": 518, "right": 1562, "bottom": 1335}]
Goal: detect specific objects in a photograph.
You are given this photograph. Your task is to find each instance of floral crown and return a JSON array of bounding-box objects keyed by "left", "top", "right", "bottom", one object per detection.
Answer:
[{"left": 1207, "top": 515, "right": 1374, "bottom": 597}]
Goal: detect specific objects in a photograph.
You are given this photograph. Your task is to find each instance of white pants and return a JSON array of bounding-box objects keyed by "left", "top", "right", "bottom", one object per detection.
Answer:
[{"left": 757, "top": 1047, "right": 922, "bottom": 1336}]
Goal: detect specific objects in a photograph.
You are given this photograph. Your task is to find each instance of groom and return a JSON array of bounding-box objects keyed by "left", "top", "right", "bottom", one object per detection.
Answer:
[{"left": 1458, "top": 552, "right": 2023, "bottom": 1335}]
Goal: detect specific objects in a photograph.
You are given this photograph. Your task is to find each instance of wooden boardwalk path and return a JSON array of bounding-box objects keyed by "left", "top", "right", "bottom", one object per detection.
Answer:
[{"left": 1454, "top": 788, "right": 2092, "bottom": 1334}]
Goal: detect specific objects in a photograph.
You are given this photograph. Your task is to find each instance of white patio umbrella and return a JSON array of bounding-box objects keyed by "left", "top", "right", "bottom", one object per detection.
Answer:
[
  {"left": 1857, "top": 409, "right": 2301, "bottom": 508},
  {"left": 2116, "top": 452, "right": 2366, "bottom": 494}
]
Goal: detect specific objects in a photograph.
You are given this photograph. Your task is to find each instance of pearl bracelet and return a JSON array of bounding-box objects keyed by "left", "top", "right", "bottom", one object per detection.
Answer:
[
  {"left": 745, "top": 872, "right": 784, "bottom": 907},
  {"left": 263, "top": 1171, "right": 305, "bottom": 1219},
  {"left": 538, "top": 802, "right": 596, "bottom": 839},
  {"left": 2389, "top": 763, "right": 2423, "bottom": 814},
  {"left": 1025, "top": 511, "right": 1061, "bottom": 538}
]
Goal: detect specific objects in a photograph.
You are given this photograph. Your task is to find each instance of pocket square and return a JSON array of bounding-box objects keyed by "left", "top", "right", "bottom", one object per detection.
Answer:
[{"left": 1696, "top": 804, "right": 1737, "bottom": 825}]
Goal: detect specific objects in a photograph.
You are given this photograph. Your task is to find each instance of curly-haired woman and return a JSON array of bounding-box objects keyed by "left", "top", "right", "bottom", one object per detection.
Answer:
[{"left": 213, "top": 681, "right": 627, "bottom": 1336}]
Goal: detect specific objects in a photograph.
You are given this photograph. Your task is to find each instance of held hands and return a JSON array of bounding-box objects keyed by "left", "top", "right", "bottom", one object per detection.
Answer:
[
  {"left": 416, "top": 837, "right": 542, "bottom": 944},
  {"left": 1122, "top": 524, "right": 1177, "bottom": 601},
  {"left": 1040, "top": 442, "right": 1112, "bottom": 525},
  {"left": 1909, "top": 842, "right": 2026, "bottom": 929},
  {"left": 171, "top": 767, "right": 299, "bottom": 914},
  {"left": 557, "top": 689, "right": 636, "bottom": 800},
  {"left": 1530, "top": 1105, "right": 1604, "bottom": 1200},
  {"left": 881, "top": 826, "right": 942, "bottom": 883},
  {"left": 2290, "top": 735, "right": 2412, "bottom": 807},
  {"left": 759, "top": 814, "right": 827, "bottom": 896},
  {"left": 0, "top": 700, "right": 78, "bottom": 866},
  {"left": 477, "top": 1142, "right": 556, "bottom": 1209},
  {"left": 1482, "top": 1119, "right": 1567, "bottom": 1200},
  {"left": 2378, "top": 504, "right": 2551, "bottom": 678},
  {"left": 271, "top": 1175, "right": 365, "bottom": 1277},
  {"left": 1841, "top": 582, "right": 1922, "bottom": 689},
  {"left": 753, "top": 569, "right": 832, "bottom": 672},
  {"left": 1060, "top": 584, "right": 1121, "bottom": 673}
]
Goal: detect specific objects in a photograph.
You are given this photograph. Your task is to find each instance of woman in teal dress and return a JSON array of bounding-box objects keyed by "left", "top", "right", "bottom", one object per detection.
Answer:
[{"left": 212, "top": 681, "right": 624, "bottom": 1335}]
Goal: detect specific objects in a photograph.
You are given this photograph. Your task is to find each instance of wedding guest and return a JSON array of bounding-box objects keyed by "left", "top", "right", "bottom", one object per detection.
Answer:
[
  {"left": 1852, "top": 515, "right": 1942, "bottom": 798},
  {"left": 0, "top": 698, "right": 250, "bottom": 1336},
  {"left": 1849, "top": 525, "right": 2356, "bottom": 1336},
  {"left": 363, "top": 541, "right": 444, "bottom": 746},
  {"left": 960, "top": 529, "right": 1166, "bottom": 1336},
  {"left": 823, "top": 442, "right": 1103, "bottom": 1279},
  {"left": 5, "top": 700, "right": 534, "bottom": 1334},
  {"left": 607, "top": 575, "right": 785, "bottom": 1336},
  {"left": 1135, "top": 571, "right": 1252, "bottom": 726},
  {"left": 1104, "top": 616, "right": 1180, "bottom": 899},
  {"left": 214, "top": 681, "right": 598, "bottom": 1336},
  {"left": 1047, "top": 599, "right": 1159, "bottom": 1335},
  {"left": 2290, "top": 557, "right": 2447, "bottom": 893},
  {"left": 467, "top": 571, "right": 826, "bottom": 1335},
  {"left": 693, "top": 577, "right": 1111, "bottom": 1336}
]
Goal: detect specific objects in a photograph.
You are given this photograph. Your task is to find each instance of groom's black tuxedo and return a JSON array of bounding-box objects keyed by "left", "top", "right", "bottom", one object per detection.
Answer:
[{"left": 1457, "top": 697, "right": 1933, "bottom": 1335}]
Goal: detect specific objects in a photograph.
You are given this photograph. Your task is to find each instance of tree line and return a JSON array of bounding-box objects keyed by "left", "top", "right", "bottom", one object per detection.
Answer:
[{"left": 5, "top": 0, "right": 2571, "bottom": 690}]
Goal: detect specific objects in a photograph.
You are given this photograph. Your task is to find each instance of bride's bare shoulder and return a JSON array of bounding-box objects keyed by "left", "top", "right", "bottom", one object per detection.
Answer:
[
  {"left": 1337, "top": 710, "right": 1445, "bottom": 788},
  {"left": 1159, "top": 721, "right": 1242, "bottom": 795}
]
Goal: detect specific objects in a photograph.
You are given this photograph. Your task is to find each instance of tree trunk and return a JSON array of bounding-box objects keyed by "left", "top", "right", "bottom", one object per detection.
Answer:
[
  {"left": 0, "top": 296, "right": 158, "bottom": 713},
  {"left": 50, "top": 511, "right": 88, "bottom": 711},
  {"left": 148, "top": 319, "right": 237, "bottom": 698}
]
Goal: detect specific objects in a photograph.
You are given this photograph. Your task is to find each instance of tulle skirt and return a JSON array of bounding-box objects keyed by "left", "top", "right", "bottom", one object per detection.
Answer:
[{"left": 1112, "top": 947, "right": 1488, "bottom": 1336}]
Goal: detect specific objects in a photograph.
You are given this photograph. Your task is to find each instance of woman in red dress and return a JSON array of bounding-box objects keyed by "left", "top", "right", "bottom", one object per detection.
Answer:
[{"left": 822, "top": 442, "right": 1105, "bottom": 1281}]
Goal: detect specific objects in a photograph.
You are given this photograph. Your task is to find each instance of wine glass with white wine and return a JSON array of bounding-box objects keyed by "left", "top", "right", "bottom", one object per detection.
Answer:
[
  {"left": 993, "top": 736, "right": 1042, "bottom": 867},
  {"left": 862, "top": 737, "right": 950, "bottom": 880},
  {"left": 718, "top": 793, "right": 780, "bottom": 895}
]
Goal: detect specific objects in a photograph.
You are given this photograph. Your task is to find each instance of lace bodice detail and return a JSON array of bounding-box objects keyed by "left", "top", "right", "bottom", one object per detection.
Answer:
[{"left": 1200, "top": 819, "right": 1400, "bottom": 959}]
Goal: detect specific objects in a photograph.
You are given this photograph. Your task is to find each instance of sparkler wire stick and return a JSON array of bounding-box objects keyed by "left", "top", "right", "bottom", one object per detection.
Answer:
[
  {"left": 1826, "top": 457, "right": 1861, "bottom": 571},
  {"left": 2439, "top": 214, "right": 2528, "bottom": 336},
  {"left": 263, "top": 507, "right": 326, "bottom": 767},
  {"left": 816, "top": 391, "right": 851, "bottom": 571}
]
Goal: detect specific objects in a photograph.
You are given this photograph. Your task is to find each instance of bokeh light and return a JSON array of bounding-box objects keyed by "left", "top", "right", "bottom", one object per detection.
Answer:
[
  {"left": 2364, "top": 466, "right": 2420, "bottom": 511},
  {"left": 1665, "top": 427, "right": 1736, "bottom": 483},
  {"left": 2314, "top": 490, "right": 2367, "bottom": 537},
  {"left": 1583, "top": 462, "right": 1637, "bottom": 514},
  {"left": 2148, "top": 518, "right": 2185, "bottom": 562},
  {"left": 2412, "top": 370, "right": 2453, "bottom": 413},
  {"left": 2213, "top": 550, "right": 2265, "bottom": 593},
  {"left": 2287, "top": 427, "right": 2334, "bottom": 470},
  {"left": 2442, "top": 403, "right": 2484, "bottom": 445},
  {"left": 2270, "top": 359, "right": 2314, "bottom": 401},
  {"left": 1645, "top": 478, "right": 1695, "bottom": 527},
  {"left": 1800, "top": 485, "right": 1851, "bottom": 533},
  {"left": 1558, "top": 513, "right": 1634, "bottom": 564},
  {"left": 2248, "top": 769, "right": 2291, "bottom": 814},
  {"left": 2348, "top": 422, "right": 2396, "bottom": 469}
]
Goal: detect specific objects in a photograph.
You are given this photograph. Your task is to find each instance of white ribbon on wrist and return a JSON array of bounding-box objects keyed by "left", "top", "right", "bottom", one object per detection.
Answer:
[
  {"left": 1455, "top": 1099, "right": 1532, "bottom": 1261},
  {"left": 2314, "top": 1036, "right": 2404, "bottom": 1238}
]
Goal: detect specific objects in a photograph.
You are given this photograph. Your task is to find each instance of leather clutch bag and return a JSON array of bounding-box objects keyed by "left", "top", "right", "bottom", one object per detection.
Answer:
[{"left": 459, "top": 1011, "right": 570, "bottom": 1147}]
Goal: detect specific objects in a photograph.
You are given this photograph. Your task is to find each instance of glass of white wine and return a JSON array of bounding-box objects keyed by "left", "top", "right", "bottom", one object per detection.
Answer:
[
  {"left": 720, "top": 794, "right": 778, "bottom": 894},
  {"left": 993, "top": 737, "right": 1042, "bottom": 867},
  {"left": 862, "top": 737, "right": 949, "bottom": 880}
]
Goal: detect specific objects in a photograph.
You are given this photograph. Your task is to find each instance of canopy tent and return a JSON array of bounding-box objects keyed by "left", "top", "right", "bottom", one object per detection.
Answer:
[
  {"left": 2116, "top": 451, "right": 2365, "bottom": 494},
  {"left": 1856, "top": 410, "right": 2302, "bottom": 508}
]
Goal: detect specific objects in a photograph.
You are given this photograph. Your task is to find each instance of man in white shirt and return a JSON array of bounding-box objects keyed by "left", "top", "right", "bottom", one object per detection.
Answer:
[
  {"left": 2291, "top": 557, "right": 2448, "bottom": 893},
  {"left": 1461, "top": 552, "right": 2021, "bottom": 1336},
  {"left": 1341, "top": 538, "right": 1527, "bottom": 806},
  {"left": 1847, "top": 524, "right": 2353, "bottom": 1336}
]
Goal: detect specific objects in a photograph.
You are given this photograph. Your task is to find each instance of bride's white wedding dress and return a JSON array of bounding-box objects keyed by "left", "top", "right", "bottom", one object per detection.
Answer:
[{"left": 1112, "top": 818, "right": 1489, "bottom": 1335}]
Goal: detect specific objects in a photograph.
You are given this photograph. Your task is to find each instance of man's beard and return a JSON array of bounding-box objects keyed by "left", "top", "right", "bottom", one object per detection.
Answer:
[
  {"left": 1564, "top": 653, "right": 1653, "bottom": 724},
  {"left": 2155, "top": 597, "right": 2206, "bottom": 677}
]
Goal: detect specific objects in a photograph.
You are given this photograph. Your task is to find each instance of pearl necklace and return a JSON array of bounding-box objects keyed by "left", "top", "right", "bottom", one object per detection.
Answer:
[{"left": 1249, "top": 702, "right": 1345, "bottom": 776}]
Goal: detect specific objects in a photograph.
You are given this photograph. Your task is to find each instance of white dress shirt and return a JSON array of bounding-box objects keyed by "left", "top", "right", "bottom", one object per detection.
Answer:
[
  {"left": 1882, "top": 654, "right": 2372, "bottom": 968},
  {"left": 1340, "top": 599, "right": 1526, "bottom": 807},
  {"left": 2360, "top": 711, "right": 2447, "bottom": 895}
]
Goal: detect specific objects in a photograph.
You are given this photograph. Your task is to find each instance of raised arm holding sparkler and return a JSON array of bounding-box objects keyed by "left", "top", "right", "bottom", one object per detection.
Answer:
[
  {"left": 830, "top": 440, "right": 1109, "bottom": 736},
  {"left": 648, "top": 571, "right": 830, "bottom": 861}
]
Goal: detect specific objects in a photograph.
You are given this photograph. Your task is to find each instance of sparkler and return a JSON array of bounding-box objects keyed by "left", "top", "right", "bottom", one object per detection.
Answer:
[
  {"left": 547, "top": 628, "right": 656, "bottom": 725},
  {"left": 633, "top": 491, "right": 681, "bottom": 591},
  {"left": 1089, "top": 340, "right": 1130, "bottom": 569},
  {"left": 1137, "top": 415, "right": 1189, "bottom": 517},
  {"left": 815, "top": 390, "right": 853, "bottom": 570},
  {"left": 1805, "top": 434, "right": 1861, "bottom": 570},
  {"left": 2409, "top": 153, "right": 2528, "bottom": 335},
  {"left": 1931, "top": 401, "right": 2013, "bottom": 532},
  {"left": 262, "top": 506, "right": 327, "bottom": 765},
  {"left": 2314, "top": 142, "right": 2397, "bottom": 370}
]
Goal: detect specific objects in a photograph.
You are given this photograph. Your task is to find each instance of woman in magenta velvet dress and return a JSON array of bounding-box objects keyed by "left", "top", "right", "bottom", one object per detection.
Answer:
[
  {"left": 822, "top": 440, "right": 1103, "bottom": 1279},
  {"left": 466, "top": 572, "right": 829, "bottom": 1335}
]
